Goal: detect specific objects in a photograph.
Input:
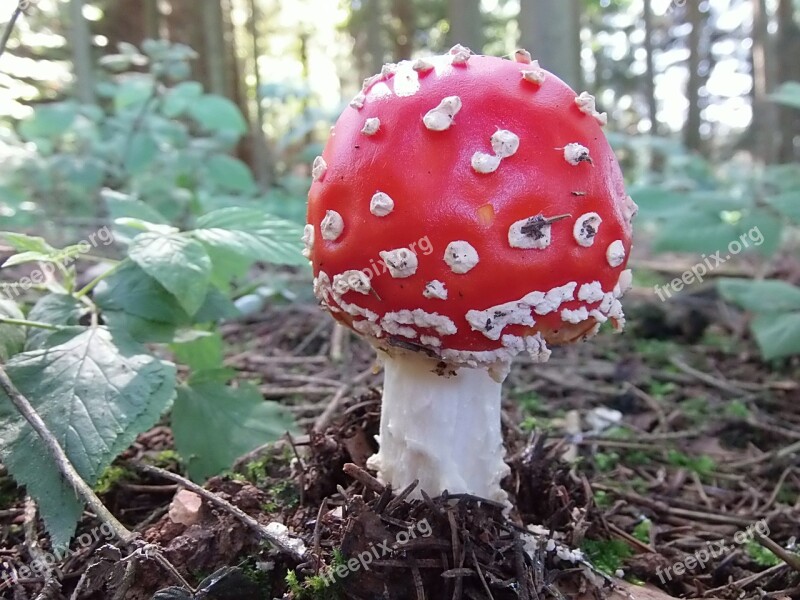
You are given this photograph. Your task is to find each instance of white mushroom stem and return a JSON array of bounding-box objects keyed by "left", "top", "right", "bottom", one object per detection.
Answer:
[{"left": 366, "top": 351, "right": 510, "bottom": 504}]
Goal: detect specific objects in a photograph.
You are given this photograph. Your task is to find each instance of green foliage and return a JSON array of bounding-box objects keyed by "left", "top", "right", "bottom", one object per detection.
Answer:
[
  {"left": 0, "top": 43, "right": 301, "bottom": 549},
  {"left": 632, "top": 519, "right": 652, "bottom": 544},
  {"left": 582, "top": 539, "right": 633, "bottom": 575},
  {"left": 744, "top": 541, "right": 782, "bottom": 567},
  {"left": 666, "top": 450, "right": 716, "bottom": 476},
  {"left": 171, "top": 380, "right": 294, "bottom": 482},
  {"left": 718, "top": 278, "right": 800, "bottom": 360},
  {"left": 771, "top": 82, "right": 800, "bottom": 110}
]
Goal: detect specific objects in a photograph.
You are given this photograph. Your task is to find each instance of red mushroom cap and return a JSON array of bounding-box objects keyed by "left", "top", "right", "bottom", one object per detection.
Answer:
[{"left": 306, "top": 48, "right": 636, "bottom": 371}]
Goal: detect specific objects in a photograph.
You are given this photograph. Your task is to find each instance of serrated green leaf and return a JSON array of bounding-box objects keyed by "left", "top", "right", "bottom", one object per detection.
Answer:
[
  {"left": 751, "top": 312, "right": 800, "bottom": 359},
  {"left": 102, "top": 311, "right": 177, "bottom": 344},
  {"left": 0, "top": 232, "right": 56, "bottom": 254},
  {"left": 128, "top": 232, "right": 212, "bottom": 316},
  {"left": 187, "top": 95, "right": 247, "bottom": 135},
  {"left": 0, "top": 299, "right": 26, "bottom": 360},
  {"left": 192, "top": 207, "right": 305, "bottom": 267},
  {"left": 206, "top": 155, "right": 256, "bottom": 194},
  {"left": 114, "top": 218, "right": 178, "bottom": 235},
  {"left": 171, "top": 331, "right": 223, "bottom": 371},
  {"left": 718, "top": 278, "right": 800, "bottom": 313},
  {"left": 161, "top": 81, "right": 204, "bottom": 119},
  {"left": 171, "top": 381, "right": 294, "bottom": 481},
  {"left": 25, "top": 294, "right": 86, "bottom": 350},
  {"left": 0, "top": 327, "right": 176, "bottom": 548}
]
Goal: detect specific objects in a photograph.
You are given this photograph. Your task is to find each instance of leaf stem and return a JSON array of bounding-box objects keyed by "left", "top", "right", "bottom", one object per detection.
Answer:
[
  {"left": 0, "top": 316, "right": 64, "bottom": 331},
  {"left": 0, "top": 4, "right": 23, "bottom": 59},
  {"left": 75, "top": 259, "right": 126, "bottom": 299},
  {"left": 0, "top": 365, "right": 137, "bottom": 545}
]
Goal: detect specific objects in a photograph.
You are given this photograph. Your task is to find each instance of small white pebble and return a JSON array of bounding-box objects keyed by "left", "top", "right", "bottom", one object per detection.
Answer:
[
  {"left": 594, "top": 112, "right": 608, "bottom": 126},
  {"left": 521, "top": 61, "right": 546, "bottom": 85},
  {"left": 361, "top": 117, "right": 380, "bottom": 136},
  {"left": 471, "top": 152, "right": 501, "bottom": 174},
  {"left": 491, "top": 130, "right": 520, "bottom": 159},
  {"left": 514, "top": 49, "right": 532, "bottom": 64},
  {"left": 423, "top": 96, "right": 462, "bottom": 131},
  {"left": 614, "top": 269, "right": 633, "bottom": 298},
  {"left": 615, "top": 569, "right": 625, "bottom": 579},
  {"left": 370, "top": 192, "right": 394, "bottom": 217},
  {"left": 423, "top": 280, "right": 448, "bottom": 300},
  {"left": 444, "top": 241, "right": 479, "bottom": 274},
  {"left": 606, "top": 240, "right": 626, "bottom": 267},
  {"left": 312, "top": 156, "right": 327, "bottom": 181},
  {"left": 564, "top": 143, "right": 592, "bottom": 166},
  {"left": 573, "top": 213, "right": 602, "bottom": 247},
  {"left": 379, "top": 248, "right": 419, "bottom": 278},
  {"left": 301, "top": 224, "right": 314, "bottom": 258},
  {"left": 321, "top": 210, "right": 344, "bottom": 241}
]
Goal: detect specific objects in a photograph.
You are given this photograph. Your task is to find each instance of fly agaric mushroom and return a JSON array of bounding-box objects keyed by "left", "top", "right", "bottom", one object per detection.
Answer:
[{"left": 305, "top": 47, "right": 636, "bottom": 504}]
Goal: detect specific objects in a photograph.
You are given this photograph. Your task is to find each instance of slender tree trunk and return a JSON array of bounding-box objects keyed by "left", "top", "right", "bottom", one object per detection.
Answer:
[
  {"left": 643, "top": 0, "right": 659, "bottom": 134},
  {"left": 751, "top": 0, "right": 778, "bottom": 163},
  {"left": 68, "top": 0, "right": 95, "bottom": 104},
  {"left": 391, "top": 0, "right": 415, "bottom": 60},
  {"left": 248, "top": 0, "right": 272, "bottom": 185},
  {"left": 683, "top": 0, "right": 704, "bottom": 153},
  {"left": 518, "top": 0, "right": 582, "bottom": 89},
  {"left": 777, "top": 0, "right": 800, "bottom": 162},
  {"left": 448, "top": 0, "right": 483, "bottom": 53},
  {"left": 98, "top": 0, "right": 155, "bottom": 50},
  {"left": 201, "top": 0, "right": 227, "bottom": 96}
]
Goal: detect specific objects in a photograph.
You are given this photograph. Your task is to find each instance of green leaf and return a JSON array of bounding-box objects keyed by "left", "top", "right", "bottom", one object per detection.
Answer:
[
  {"left": 0, "top": 232, "right": 56, "bottom": 254},
  {"left": 171, "top": 381, "right": 294, "bottom": 481},
  {"left": 161, "top": 81, "right": 203, "bottom": 118},
  {"left": 171, "top": 331, "right": 223, "bottom": 371},
  {"left": 764, "top": 191, "right": 800, "bottom": 224},
  {"left": 18, "top": 103, "right": 77, "bottom": 141},
  {"left": 0, "top": 299, "right": 26, "bottom": 360},
  {"left": 102, "top": 311, "right": 177, "bottom": 344},
  {"left": 94, "top": 263, "right": 190, "bottom": 325},
  {"left": 751, "top": 312, "right": 800, "bottom": 360},
  {"left": 206, "top": 155, "right": 257, "bottom": 194},
  {"left": 187, "top": 95, "right": 248, "bottom": 135},
  {"left": 0, "top": 328, "right": 176, "bottom": 547},
  {"left": 192, "top": 207, "right": 306, "bottom": 267},
  {"left": 770, "top": 81, "right": 800, "bottom": 110},
  {"left": 128, "top": 232, "right": 212, "bottom": 316},
  {"left": 123, "top": 132, "right": 159, "bottom": 173},
  {"left": 718, "top": 279, "right": 800, "bottom": 313},
  {"left": 25, "top": 294, "right": 86, "bottom": 350},
  {"left": 114, "top": 77, "right": 155, "bottom": 112}
]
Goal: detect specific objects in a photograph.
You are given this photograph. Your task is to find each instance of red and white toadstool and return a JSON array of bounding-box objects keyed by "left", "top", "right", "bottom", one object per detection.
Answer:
[{"left": 305, "top": 46, "right": 636, "bottom": 504}]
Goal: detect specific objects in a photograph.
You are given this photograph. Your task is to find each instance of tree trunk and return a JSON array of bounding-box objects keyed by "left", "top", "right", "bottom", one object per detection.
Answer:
[
  {"left": 448, "top": 0, "right": 483, "bottom": 53},
  {"left": 391, "top": 0, "right": 415, "bottom": 60},
  {"left": 248, "top": 0, "right": 272, "bottom": 186},
  {"left": 365, "top": 0, "right": 385, "bottom": 75},
  {"left": 777, "top": 0, "right": 800, "bottom": 162},
  {"left": 200, "top": 0, "right": 227, "bottom": 96},
  {"left": 683, "top": 0, "right": 704, "bottom": 153},
  {"left": 97, "top": 0, "right": 158, "bottom": 50},
  {"left": 643, "top": 0, "right": 659, "bottom": 134},
  {"left": 68, "top": 0, "right": 95, "bottom": 104},
  {"left": 518, "top": 0, "right": 582, "bottom": 89},
  {"left": 751, "top": 0, "right": 778, "bottom": 163}
]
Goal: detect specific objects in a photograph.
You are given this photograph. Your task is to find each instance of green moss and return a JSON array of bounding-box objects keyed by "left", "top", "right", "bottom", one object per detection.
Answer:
[
  {"left": 744, "top": 541, "right": 782, "bottom": 567},
  {"left": 582, "top": 539, "right": 633, "bottom": 575},
  {"left": 632, "top": 519, "right": 652, "bottom": 544},
  {"left": 93, "top": 465, "right": 130, "bottom": 494},
  {"left": 666, "top": 450, "right": 716, "bottom": 476}
]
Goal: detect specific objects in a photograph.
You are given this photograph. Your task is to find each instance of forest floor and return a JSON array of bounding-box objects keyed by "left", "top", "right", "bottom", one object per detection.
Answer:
[{"left": 1, "top": 286, "right": 799, "bottom": 600}]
